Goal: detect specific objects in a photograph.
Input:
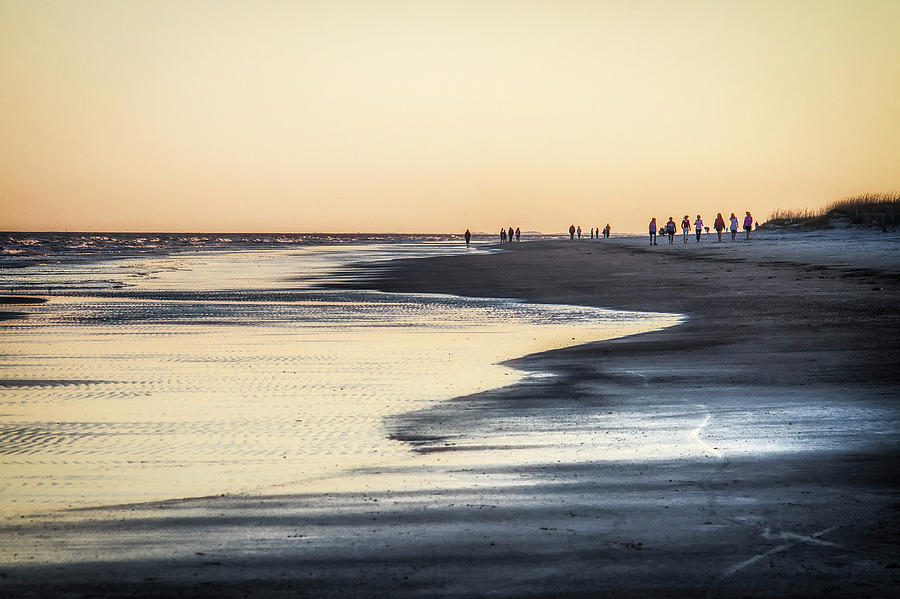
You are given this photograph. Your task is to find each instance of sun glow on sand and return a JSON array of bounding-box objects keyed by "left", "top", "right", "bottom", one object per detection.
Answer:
[{"left": 0, "top": 246, "right": 681, "bottom": 516}]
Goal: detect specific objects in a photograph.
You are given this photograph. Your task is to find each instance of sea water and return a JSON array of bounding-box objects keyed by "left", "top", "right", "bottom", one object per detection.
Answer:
[{"left": 0, "top": 235, "right": 680, "bottom": 516}]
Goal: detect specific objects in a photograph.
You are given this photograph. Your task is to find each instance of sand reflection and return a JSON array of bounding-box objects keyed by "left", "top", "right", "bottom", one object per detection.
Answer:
[{"left": 0, "top": 250, "right": 680, "bottom": 516}]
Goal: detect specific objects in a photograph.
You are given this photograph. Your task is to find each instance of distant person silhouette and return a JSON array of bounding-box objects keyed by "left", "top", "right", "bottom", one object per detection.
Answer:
[
  {"left": 730, "top": 213, "right": 739, "bottom": 240},
  {"left": 681, "top": 215, "right": 690, "bottom": 243},
  {"left": 464, "top": 229, "right": 471, "bottom": 247},
  {"left": 590, "top": 227, "right": 594, "bottom": 239},
  {"left": 577, "top": 226, "right": 582, "bottom": 239},
  {"left": 665, "top": 217, "right": 676, "bottom": 244},
  {"left": 694, "top": 215, "right": 703, "bottom": 242},
  {"left": 744, "top": 212, "right": 753, "bottom": 239},
  {"left": 648, "top": 218, "right": 658, "bottom": 246},
  {"left": 714, "top": 213, "right": 725, "bottom": 242},
  {"left": 508, "top": 227, "right": 514, "bottom": 243},
  {"left": 569, "top": 224, "right": 576, "bottom": 240},
  {"left": 500, "top": 228, "right": 506, "bottom": 243},
  {"left": 604, "top": 224, "right": 610, "bottom": 238},
  {"left": 515, "top": 227, "right": 520, "bottom": 242}
]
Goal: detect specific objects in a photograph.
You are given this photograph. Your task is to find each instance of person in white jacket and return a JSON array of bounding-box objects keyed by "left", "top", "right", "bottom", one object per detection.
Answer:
[{"left": 693, "top": 215, "right": 704, "bottom": 242}]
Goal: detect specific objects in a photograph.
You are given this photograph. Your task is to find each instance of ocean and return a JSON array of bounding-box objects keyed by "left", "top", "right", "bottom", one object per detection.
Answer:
[{"left": 0, "top": 233, "right": 680, "bottom": 516}]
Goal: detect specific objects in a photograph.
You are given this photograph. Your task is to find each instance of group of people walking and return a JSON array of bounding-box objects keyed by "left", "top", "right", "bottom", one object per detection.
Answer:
[
  {"left": 499, "top": 226, "right": 520, "bottom": 243},
  {"left": 569, "top": 224, "right": 611, "bottom": 240},
  {"left": 649, "top": 212, "right": 754, "bottom": 246},
  {"left": 462, "top": 227, "right": 522, "bottom": 247},
  {"left": 465, "top": 212, "right": 754, "bottom": 248}
]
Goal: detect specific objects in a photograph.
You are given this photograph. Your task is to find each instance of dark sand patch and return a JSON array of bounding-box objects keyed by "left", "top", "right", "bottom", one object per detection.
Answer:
[
  {"left": 0, "top": 379, "right": 117, "bottom": 388},
  {"left": 1, "top": 452, "right": 897, "bottom": 598},
  {"left": 0, "top": 311, "right": 27, "bottom": 321},
  {"left": 0, "top": 296, "right": 47, "bottom": 305},
  {"left": 0, "top": 296, "right": 47, "bottom": 320}
]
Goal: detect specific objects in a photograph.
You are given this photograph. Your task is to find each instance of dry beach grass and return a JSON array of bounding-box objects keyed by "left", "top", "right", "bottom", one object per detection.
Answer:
[{"left": 765, "top": 193, "right": 900, "bottom": 229}]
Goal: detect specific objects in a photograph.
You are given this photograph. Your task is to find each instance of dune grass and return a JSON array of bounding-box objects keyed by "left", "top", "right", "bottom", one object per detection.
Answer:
[{"left": 765, "top": 193, "right": 900, "bottom": 229}]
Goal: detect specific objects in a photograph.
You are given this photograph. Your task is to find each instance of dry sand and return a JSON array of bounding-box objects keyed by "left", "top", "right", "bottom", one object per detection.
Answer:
[{"left": 1, "top": 231, "right": 898, "bottom": 597}]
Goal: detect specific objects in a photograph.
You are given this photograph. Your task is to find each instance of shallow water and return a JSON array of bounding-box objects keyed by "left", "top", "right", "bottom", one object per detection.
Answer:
[{"left": 0, "top": 243, "right": 680, "bottom": 516}]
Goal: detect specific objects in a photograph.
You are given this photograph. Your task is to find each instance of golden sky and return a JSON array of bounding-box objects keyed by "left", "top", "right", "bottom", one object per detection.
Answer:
[{"left": 1, "top": 0, "right": 898, "bottom": 233}]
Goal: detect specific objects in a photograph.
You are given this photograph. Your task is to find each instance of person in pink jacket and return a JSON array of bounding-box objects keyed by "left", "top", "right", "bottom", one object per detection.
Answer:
[
  {"left": 648, "top": 218, "right": 658, "bottom": 246},
  {"left": 714, "top": 213, "right": 726, "bottom": 242},
  {"left": 743, "top": 212, "right": 753, "bottom": 239}
]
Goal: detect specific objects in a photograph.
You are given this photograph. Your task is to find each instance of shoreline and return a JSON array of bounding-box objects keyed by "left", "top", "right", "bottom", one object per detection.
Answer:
[
  {"left": 0, "top": 251, "right": 680, "bottom": 519},
  {"left": 2, "top": 231, "right": 899, "bottom": 597},
  {"left": 370, "top": 233, "right": 899, "bottom": 451}
]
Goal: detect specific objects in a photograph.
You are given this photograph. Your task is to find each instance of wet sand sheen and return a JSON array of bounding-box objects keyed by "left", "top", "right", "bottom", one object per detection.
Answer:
[{"left": 0, "top": 248, "right": 679, "bottom": 516}]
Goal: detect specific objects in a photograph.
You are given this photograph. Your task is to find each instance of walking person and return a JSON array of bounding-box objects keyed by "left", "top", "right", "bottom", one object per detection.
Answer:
[
  {"left": 515, "top": 227, "right": 520, "bottom": 242},
  {"left": 604, "top": 224, "right": 610, "bottom": 238},
  {"left": 665, "top": 217, "right": 676, "bottom": 244},
  {"left": 464, "top": 229, "right": 471, "bottom": 247},
  {"left": 714, "top": 213, "right": 726, "bottom": 242},
  {"left": 500, "top": 228, "right": 506, "bottom": 243},
  {"left": 681, "top": 215, "right": 691, "bottom": 243},
  {"left": 743, "top": 212, "right": 753, "bottom": 239},
  {"left": 569, "top": 224, "right": 576, "bottom": 240},
  {"left": 730, "top": 213, "right": 739, "bottom": 240},
  {"left": 694, "top": 215, "right": 704, "bottom": 242},
  {"left": 577, "top": 225, "right": 582, "bottom": 239},
  {"left": 508, "top": 226, "right": 514, "bottom": 243},
  {"left": 648, "top": 218, "right": 658, "bottom": 246}
]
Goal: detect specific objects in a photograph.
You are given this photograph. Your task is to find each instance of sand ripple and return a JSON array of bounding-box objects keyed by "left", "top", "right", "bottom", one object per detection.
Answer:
[{"left": 0, "top": 254, "right": 678, "bottom": 516}]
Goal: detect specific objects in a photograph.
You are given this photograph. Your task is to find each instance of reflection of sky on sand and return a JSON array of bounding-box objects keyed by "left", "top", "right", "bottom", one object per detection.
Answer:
[
  {"left": 0, "top": 247, "right": 679, "bottom": 516},
  {"left": 285, "top": 388, "right": 898, "bottom": 502},
  {"left": 362, "top": 385, "right": 898, "bottom": 504},
  {"left": 411, "top": 396, "right": 897, "bottom": 461},
  {"left": 0, "top": 240, "right": 493, "bottom": 294},
  {"left": 125, "top": 243, "right": 489, "bottom": 292}
]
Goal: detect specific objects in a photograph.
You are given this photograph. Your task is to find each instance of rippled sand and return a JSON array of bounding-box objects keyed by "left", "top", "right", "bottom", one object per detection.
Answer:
[{"left": 0, "top": 246, "right": 679, "bottom": 515}]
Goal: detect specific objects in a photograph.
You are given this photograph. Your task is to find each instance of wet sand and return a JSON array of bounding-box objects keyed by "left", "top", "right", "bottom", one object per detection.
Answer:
[
  {"left": 0, "top": 296, "right": 46, "bottom": 321},
  {"left": 2, "top": 232, "right": 899, "bottom": 597}
]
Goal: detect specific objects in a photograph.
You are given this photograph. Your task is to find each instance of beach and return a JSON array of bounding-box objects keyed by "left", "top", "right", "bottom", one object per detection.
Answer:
[{"left": 1, "top": 230, "right": 898, "bottom": 597}]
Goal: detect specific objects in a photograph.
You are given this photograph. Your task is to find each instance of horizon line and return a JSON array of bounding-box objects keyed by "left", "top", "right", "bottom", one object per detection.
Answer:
[{"left": 2, "top": 230, "right": 565, "bottom": 236}]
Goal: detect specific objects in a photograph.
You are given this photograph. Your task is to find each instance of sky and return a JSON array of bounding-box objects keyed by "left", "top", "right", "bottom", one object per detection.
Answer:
[{"left": 1, "top": 0, "right": 898, "bottom": 233}]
